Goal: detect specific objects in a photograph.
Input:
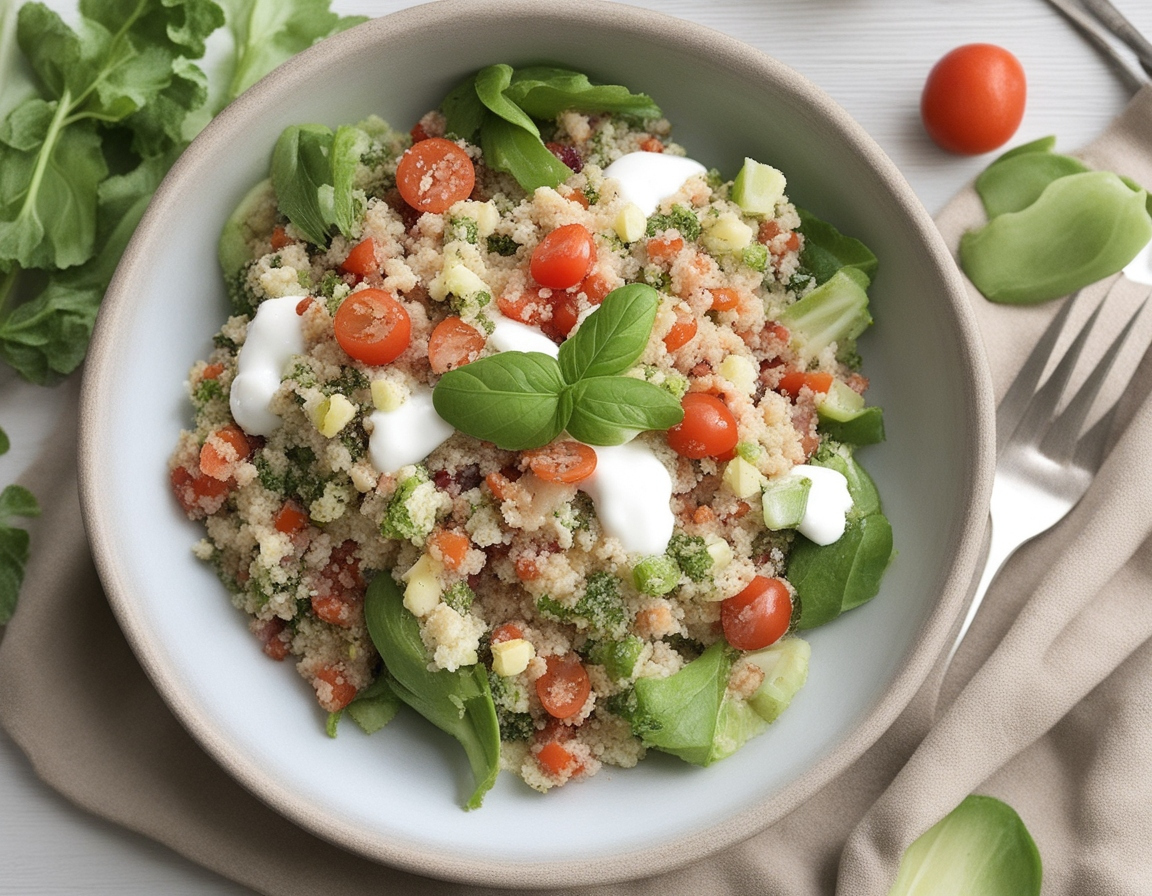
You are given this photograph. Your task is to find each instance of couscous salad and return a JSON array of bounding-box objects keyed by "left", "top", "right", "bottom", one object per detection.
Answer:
[{"left": 170, "top": 64, "right": 893, "bottom": 808}]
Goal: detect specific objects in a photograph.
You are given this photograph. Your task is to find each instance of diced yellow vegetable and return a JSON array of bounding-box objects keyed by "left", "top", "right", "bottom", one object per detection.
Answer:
[
  {"left": 311, "top": 393, "right": 356, "bottom": 437},
  {"left": 702, "top": 214, "right": 754, "bottom": 254},
  {"left": 402, "top": 554, "right": 443, "bottom": 617},
  {"left": 458, "top": 200, "right": 500, "bottom": 237},
  {"left": 731, "top": 157, "right": 787, "bottom": 215},
  {"left": 722, "top": 456, "right": 767, "bottom": 499},
  {"left": 370, "top": 379, "right": 405, "bottom": 411},
  {"left": 704, "top": 534, "right": 734, "bottom": 570},
  {"left": 492, "top": 638, "right": 536, "bottom": 677},
  {"left": 718, "top": 354, "right": 757, "bottom": 395},
  {"left": 614, "top": 203, "right": 647, "bottom": 243},
  {"left": 430, "top": 255, "right": 489, "bottom": 301}
]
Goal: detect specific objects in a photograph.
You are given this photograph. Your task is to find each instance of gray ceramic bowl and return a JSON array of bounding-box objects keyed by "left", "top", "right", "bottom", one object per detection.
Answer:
[{"left": 79, "top": 0, "right": 994, "bottom": 886}]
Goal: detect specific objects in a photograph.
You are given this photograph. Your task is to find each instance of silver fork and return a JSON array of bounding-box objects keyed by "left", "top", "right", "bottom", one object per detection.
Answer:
[{"left": 942, "top": 278, "right": 1151, "bottom": 671}]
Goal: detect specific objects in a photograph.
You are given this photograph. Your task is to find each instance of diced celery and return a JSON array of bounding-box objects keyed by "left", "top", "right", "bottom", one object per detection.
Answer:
[
  {"left": 762, "top": 475, "right": 811, "bottom": 530},
  {"left": 779, "top": 268, "right": 872, "bottom": 358},
  {"left": 731, "top": 158, "right": 787, "bottom": 215},
  {"left": 745, "top": 636, "right": 810, "bottom": 723},
  {"left": 818, "top": 405, "right": 885, "bottom": 445}
]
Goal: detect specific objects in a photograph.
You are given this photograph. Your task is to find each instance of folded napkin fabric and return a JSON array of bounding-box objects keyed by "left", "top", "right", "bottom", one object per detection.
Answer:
[{"left": 3, "top": 88, "right": 1152, "bottom": 896}]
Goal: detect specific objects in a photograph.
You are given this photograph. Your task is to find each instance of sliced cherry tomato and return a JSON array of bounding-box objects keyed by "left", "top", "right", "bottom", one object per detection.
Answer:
[
  {"left": 496, "top": 287, "right": 550, "bottom": 326},
  {"left": 523, "top": 441, "right": 597, "bottom": 484},
  {"left": 199, "top": 425, "right": 250, "bottom": 480},
  {"left": 921, "top": 44, "right": 1026, "bottom": 155},
  {"left": 395, "top": 137, "right": 475, "bottom": 213},
  {"left": 536, "top": 740, "right": 578, "bottom": 776},
  {"left": 663, "top": 310, "right": 698, "bottom": 352},
  {"left": 333, "top": 288, "right": 411, "bottom": 365},
  {"left": 530, "top": 224, "right": 595, "bottom": 289},
  {"left": 340, "top": 237, "right": 377, "bottom": 277},
  {"left": 778, "top": 370, "right": 834, "bottom": 397},
  {"left": 708, "top": 287, "right": 741, "bottom": 312},
  {"left": 542, "top": 293, "right": 581, "bottom": 340},
  {"left": 666, "top": 393, "right": 739, "bottom": 459},
  {"left": 273, "top": 500, "right": 309, "bottom": 535},
  {"left": 721, "top": 576, "right": 792, "bottom": 650},
  {"left": 578, "top": 271, "right": 612, "bottom": 304},
  {"left": 536, "top": 653, "right": 591, "bottom": 719},
  {"left": 428, "top": 316, "right": 485, "bottom": 373},
  {"left": 490, "top": 622, "right": 524, "bottom": 646},
  {"left": 170, "top": 465, "right": 230, "bottom": 516},
  {"left": 428, "top": 527, "right": 471, "bottom": 570}
]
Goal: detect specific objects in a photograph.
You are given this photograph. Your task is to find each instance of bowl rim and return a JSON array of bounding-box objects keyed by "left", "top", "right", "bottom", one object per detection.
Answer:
[{"left": 78, "top": 0, "right": 995, "bottom": 886}]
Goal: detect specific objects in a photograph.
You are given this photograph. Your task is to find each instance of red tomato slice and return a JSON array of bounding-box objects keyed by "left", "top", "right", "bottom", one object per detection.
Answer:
[
  {"left": 396, "top": 137, "right": 475, "bottom": 213},
  {"left": 333, "top": 288, "right": 411, "bottom": 365},
  {"left": 427, "top": 316, "right": 485, "bottom": 373},
  {"left": 523, "top": 441, "right": 597, "bottom": 484},
  {"left": 666, "top": 393, "right": 739, "bottom": 459},
  {"left": 536, "top": 653, "right": 591, "bottom": 719},
  {"left": 721, "top": 576, "right": 792, "bottom": 650},
  {"left": 340, "top": 237, "right": 378, "bottom": 277},
  {"left": 530, "top": 224, "right": 595, "bottom": 289}
]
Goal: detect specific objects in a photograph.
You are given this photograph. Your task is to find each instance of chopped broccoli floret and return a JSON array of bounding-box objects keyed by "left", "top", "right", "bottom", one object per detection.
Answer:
[
  {"left": 325, "top": 366, "right": 369, "bottom": 397},
  {"left": 633, "top": 555, "right": 680, "bottom": 596},
  {"left": 486, "top": 234, "right": 520, "bottom": 256},
  {"left": 742, "top": 243, "right": 769, "bottom": 272},
  {"left": 536, "top": 571, "right": 627, "bottom": 637},
  {"left": 589, "top": 635, "right": 645, "bottom": 681},
  {"left": 442, "top": 581, "right": 475, "bottom": 613},
  {"left": 380, "top": 466, "right": 439, "bottom": 542},
  {"left": 446, "top": 216, "right": 479, "bottom": 244},
  {"left": 225, "top": 270, "right": 258, "bottom": 317},
  {"left": 646, "top": 204, "right": 701, "bottom": 241},
  {"left": 667, "top": 532, "right": 713, "bottom": 582},
  {"left": 192, "top": 377, "right": 225, "bottom": 406}
]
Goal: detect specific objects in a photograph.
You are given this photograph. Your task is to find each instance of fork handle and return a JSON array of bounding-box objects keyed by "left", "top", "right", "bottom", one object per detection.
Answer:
[{"left": 940, "top": 515, "right": 1020, "bottom": 673}]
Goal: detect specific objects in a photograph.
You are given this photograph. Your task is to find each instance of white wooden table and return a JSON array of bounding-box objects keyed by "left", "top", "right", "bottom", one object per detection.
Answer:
[{"left": 1, "top": 0, "right": 1149, "bottom": 891}]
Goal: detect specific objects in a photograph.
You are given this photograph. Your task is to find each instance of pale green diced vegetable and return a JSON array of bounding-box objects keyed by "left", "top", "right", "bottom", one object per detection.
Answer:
[
  {"left": 762, "top": 475, "right": 811, "bottom": 530},
  {"left": 745, "top": 636, "right": 809, "bottom": 723}
]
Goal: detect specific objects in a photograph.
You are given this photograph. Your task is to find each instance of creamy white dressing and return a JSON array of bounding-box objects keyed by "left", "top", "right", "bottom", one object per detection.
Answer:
[
  {"left": 579, "top": 441, "right": 674, "bottom": 556},
  {"left": 787, "top": 464, "right": 854, "bottom": 546},
  {"left": 602, "top": 152, "right": 708, "bottom": 216},
  {"left": 488, "top": 314, "right": 561, "bottom": 358},
  {"left": 229, "top": 296, "right": 307, "bottom": 436},
  {"left": 368, "top": 385, "right": 456, "bottom": 476}
]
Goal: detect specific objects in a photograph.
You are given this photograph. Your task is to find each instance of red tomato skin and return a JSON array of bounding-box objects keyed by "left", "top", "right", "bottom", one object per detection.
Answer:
[
  {"left": 921, "top": 44, "right": 1026, "bottom": 155},
  {"left": 666, "top": 393, "right": 740, "bottom": 459},
  {"left": 333, "top": 288, "right": 411, "bottom": 365},
  {"left": 395, "top": 138, "right": 475, "bottom": 213},
  {"left": 721, "top": 576, "right": 793, "bottom": 650},
  {"left": 530, "top": 224, "right": 595, "bottom": 289}
]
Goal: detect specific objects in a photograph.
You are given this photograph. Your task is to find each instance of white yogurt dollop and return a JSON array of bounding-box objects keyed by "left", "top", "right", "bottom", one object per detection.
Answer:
[
  {"left": 229, "top": 296, "right": 306, "bottom": 436},
  {"left": 488, "top": 315, "right": 561, "bottom": 358},
  {"left": 368, "top": 385, "right": 457, "bottom": 476},
  {"left": 602, "top": 152, "right": 708, "bottom": 217},
  {"left": 579, "top": 440, "right": 674, "bottom": 556},
  {"left": 788, "top": 464, "right": 854, "bottom": 546}
]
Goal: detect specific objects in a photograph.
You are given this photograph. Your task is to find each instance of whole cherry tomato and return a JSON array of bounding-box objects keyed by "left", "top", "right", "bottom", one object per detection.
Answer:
[
  {"left": 530, "top": 224, "right": 595, "bottom": 289},
  {"left": 666, "top": 392, "right": 739, "bottom": 459},
  {"left": 721, "top": 576, "right": 793, "bottom": 650},
  {"left": 921, "top": 44, "right": 1026, "bottom": 155}
]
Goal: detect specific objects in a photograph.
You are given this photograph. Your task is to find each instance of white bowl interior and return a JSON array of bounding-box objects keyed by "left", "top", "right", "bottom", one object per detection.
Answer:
[{"left": 80, "top": 1, "right": 992, "bottom": 886}]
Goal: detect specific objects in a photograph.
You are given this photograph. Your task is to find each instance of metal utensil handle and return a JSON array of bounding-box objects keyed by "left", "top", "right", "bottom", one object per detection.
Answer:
[
  {"left": 1080, "top": 0, "right": 1152, "bottom": 78},
  {"left": 1043, "top": 0, "right": 1149, "bottom": 91}
]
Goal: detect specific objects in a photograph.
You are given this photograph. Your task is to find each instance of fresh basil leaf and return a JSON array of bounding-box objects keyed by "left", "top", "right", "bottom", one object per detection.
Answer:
[
  {"left": 218, "top": 0, "right": 366, "bottom": 103},
  {"left": 330, "top": 124, "right": 368, "bottom": 237},
  {"left": 364, "top": 572, "right": 500, "bottom": 809},
  {"left": 271, "top": 123, "right": 335, "bottom": 246},
  {"left": 797, "top": 207, "right": 879, "bottom": 286},
  {"left": 440, "top": 74, "right": 487, "bottom": 141},
  {"left": 558, "top": 283, "right": 659, "bottom": 382},
  {"left": 564, "top": 376, "right": 684, "bottom": 446},
  {"left": 345, "top": 672, "right": 403, "bottom": 734},
  {"left": 0, "top": 426, "right": 9, "bottom": 455},
  {"left": 432, "top": 351, "right": 568, "bottom": 450},
  {"left": 506, "top": 66, "right": 662, "bottom": 120},
  {"left": 630, "top": 642, "right": 765, "bottom": 766},
  {"left": 473, "top": 63, "right": 538, "bottom": 138},
  {"left": 0, "top": 483, "right": 40, "bottom": 625},
  {"left": 480, "top": 114, "right": 573, "bottom": 192}
]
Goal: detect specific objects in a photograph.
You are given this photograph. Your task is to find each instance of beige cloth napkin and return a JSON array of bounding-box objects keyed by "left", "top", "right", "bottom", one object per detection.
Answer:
[{"left": 4, "top": 89, "right": 1152, "bottom": 896}]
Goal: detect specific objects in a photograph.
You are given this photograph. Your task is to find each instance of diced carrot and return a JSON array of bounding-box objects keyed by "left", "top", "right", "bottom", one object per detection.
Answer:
[
  {"left": 273, "top": 500, "right": 309, "bottom": 535},
  {"left": 485, "top": 471, "right": 517, "bottom": 502},
  {"left": 295, "top": 296, "right": 314, "bottom": 316},
  {"left": 647, "top": 235, "right": 684, "bottom": 261},
  {"left": 778, "top": 371, "right": 834, "bottom": 397},
  {"left": 638, "top": 136, "right": 664, "bottom": 153},
  {"left": 429, "top": 528, "right": 471, "bottom": 570},
  {"left": 758, "top": 220, "right": 781, "bottom": 244},
  {"left": 537, "top": 741, "right": 578, "bottom": 776},
  {"left": 515, "top": 556, "right": 540, "bottom": 582},
  {"left": 490, "top": 623, "right": 524, "bottom": 645},
  {"left": 578, "top": 271, "right": 612, "bottom": 304},
  {"left": 693, "top": 505, "right": 716, "bottom": 525},
  {"left": 708, "top": 287, "right": 741, "bottom": 312},
  {"left": 410, "top": 122, "right": 430, "bottom": 143},
  {"left": 663, "top": 310, "right": 698, "bottom": 352},
  {"left": 199, "top": 425, "right": 251, "bottom": 481},
  {"left": 201, "top": 363, "right": 224, "bottom": 380},
  {"left": 314, "top": 666, "right": 357, "bottom": 712},
  {"left": 497, "top": 287, "right": 550, "bottom": 327},
  {"left": 270, "top": 225, "right": 292, "bottom": 250},
  {"left": 340, "top": 237, "right": 378, "bottom": 277}
]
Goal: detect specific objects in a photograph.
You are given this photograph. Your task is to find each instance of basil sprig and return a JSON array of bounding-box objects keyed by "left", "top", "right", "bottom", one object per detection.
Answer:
[
  {"left": 441, "top": 63, "right": 661, "bottom": 192},
  {"left": 432, "top": 284, "right": 683, "bottom": 449}
]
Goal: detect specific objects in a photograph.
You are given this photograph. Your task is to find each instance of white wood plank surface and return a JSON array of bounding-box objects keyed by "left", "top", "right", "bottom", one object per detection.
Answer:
[{"left": 1, "top": 0, "right": 1150, "bottom": 892}]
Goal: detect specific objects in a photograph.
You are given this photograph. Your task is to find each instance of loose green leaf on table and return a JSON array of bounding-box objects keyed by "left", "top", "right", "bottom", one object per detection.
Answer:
[
  {"left": 217, "top": 0, "right": 367, "bottom": 105},
  {"left": 0, "top": 478, "right": 41, "bottom": 625},
  {"left": 364, "top": 572, "right": 500, "bottom": 810},
  {"left": 888, "top": 794, "right": 1042, "bottom": 896}
]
